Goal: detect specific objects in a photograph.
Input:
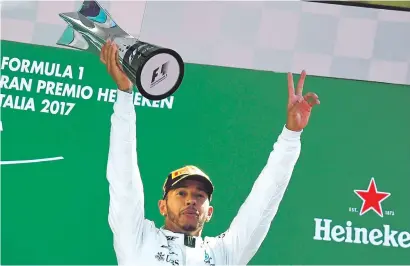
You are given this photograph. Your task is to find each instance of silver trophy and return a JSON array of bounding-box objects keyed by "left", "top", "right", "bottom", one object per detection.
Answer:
[{"left": 56, "top": 0, "right": 184, "bottom": 100}]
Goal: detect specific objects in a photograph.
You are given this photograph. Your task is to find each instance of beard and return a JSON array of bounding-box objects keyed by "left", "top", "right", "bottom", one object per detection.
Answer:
[{"left": 166, "top": 204, "right": 206, "bottom": 232}]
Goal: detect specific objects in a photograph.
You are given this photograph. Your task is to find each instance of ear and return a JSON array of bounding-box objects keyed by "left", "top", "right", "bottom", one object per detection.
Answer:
[
  {"left": 158, "top": 199, "right": 167, "bottom": 216},
  {"left": 206, "top": 205, "right": 214, "bottom": 222}
]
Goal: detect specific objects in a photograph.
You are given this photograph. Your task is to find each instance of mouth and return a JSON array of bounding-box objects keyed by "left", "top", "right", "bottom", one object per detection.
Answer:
[{"left": 182, "top": 208, "right": 198, "bottom": 217}]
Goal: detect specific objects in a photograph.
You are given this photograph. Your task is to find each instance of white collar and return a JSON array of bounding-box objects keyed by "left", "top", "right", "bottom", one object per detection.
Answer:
[{"left": 159, "top": 227, "right": 204, "bottom": 248}]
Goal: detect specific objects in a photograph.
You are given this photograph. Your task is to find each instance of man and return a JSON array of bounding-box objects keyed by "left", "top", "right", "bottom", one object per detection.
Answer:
[{"left": 101, "top": 40, "right": 320, "bottom": 265}]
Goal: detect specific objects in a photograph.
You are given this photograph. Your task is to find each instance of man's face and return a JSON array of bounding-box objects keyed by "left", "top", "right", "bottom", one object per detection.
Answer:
[{"left": 159, "top": 179, "right": 213, "bottom": 234}]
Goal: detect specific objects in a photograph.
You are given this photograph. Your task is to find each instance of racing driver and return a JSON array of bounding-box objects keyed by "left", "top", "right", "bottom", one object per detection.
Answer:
[{"left": 101, "top": 40, "right": 320, "bottom": 265}]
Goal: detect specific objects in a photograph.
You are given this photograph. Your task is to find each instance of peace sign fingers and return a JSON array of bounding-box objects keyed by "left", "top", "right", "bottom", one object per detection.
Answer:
[
  {"left": 285, "top": 69, "right": 320, "bottom": 132},
  {"left": 296, "top": 70, "right": 306, "bottom": 96},
  {"left": 287, "top": 70, "right": 307, "bottom": 99}
]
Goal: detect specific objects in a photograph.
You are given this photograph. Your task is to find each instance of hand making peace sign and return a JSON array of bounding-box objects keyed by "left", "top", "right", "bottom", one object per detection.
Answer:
[{"left": 286, "top": 70, "right": 320, "bottom": 132}]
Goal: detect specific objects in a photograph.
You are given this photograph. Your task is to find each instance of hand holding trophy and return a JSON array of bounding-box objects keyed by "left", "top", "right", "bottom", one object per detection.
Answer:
[
  {"left": 100, "top": 40, "right": 133, "bottom": 92},
  {"left": 56, "top": 0, "right": 184, "bottom": 100}
]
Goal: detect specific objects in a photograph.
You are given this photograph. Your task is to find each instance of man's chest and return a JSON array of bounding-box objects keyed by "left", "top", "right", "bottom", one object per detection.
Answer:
[{"left": 138, "top": 238, "right": 217, "bottom": 266}]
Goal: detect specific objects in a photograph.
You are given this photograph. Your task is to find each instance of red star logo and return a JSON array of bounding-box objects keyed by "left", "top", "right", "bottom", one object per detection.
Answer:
[{"left": 354, "top": 178, "right": 390, "bottom": 217}]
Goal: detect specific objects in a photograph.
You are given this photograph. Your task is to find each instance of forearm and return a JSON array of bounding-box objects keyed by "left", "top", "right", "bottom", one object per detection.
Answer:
[
  {"left": 107, "top": 89, "right": 143, "bottom": 194},
  {"left": 223, "top": 126, "right": 301, "bottom": 264},
  {"left": 241, "top": 126, "right": 301, "bottom": 217},
  {"left": 106, "top": 90, "right": 145, "bottom": 262},
  {"left": 110, "top": 89, "right": 136, "bottom": 144}
]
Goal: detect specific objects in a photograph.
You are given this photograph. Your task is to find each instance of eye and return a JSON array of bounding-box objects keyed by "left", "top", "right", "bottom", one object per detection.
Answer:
[
  {"left": 196, "top": 193, "right": 205, "bottom": 198},
  {"left": 177, "top": 190, "right": 186, "bottom": 196}
]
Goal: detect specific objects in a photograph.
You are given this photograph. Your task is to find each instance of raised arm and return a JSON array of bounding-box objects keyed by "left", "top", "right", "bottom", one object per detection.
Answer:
[
  {"left": 218, "top": 71, "right": 320, "bottom": 265},
  {"left": 102, "top": 41, "right": 145, "bottom": 264}
]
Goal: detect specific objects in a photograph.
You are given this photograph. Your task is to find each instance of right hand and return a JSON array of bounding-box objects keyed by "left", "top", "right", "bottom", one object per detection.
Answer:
[
  {"left": 285, "top": 70, "right": 320, "bottom": 132},
  {"left": 100, "top": 40, "right": 133, "bottom": 92}
]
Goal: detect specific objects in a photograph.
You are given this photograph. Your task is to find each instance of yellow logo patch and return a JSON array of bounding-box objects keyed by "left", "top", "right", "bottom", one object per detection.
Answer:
[{"left": 170, "top": 165, "right": 208, "bottom": 179}]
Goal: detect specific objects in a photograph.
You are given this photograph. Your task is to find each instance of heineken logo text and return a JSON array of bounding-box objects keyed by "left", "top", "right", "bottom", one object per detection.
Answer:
[{"left": 313, "top": 218, "right": 410, "bottom": 248}]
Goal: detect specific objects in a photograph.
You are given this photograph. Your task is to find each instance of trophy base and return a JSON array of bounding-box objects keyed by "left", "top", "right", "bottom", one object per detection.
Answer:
[{"left": 123, "top": 42, "right": 184, "bottom": 101}]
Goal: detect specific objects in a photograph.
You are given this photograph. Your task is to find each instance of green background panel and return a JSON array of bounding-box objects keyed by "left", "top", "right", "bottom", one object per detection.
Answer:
[{"left": 1, "top": 41, "right": 409, "bottom": 265}]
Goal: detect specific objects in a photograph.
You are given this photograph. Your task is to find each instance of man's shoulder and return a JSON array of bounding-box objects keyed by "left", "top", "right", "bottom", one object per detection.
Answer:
[{"left": 141, "top": 219, "right": 164, "bottom": 237}]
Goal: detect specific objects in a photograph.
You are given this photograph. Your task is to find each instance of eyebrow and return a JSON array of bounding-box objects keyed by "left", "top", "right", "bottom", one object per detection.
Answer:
[{"left": 175, "top": 185, "right": 206, "bottom": 192}]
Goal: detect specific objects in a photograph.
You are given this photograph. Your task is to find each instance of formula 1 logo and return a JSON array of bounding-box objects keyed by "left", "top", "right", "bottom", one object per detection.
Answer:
[
  {"left": 0, "top": 120, "right": 64, "bottom": 165},
  {"left": 151, "top": 61, "right": 169, "bottom": 88}
]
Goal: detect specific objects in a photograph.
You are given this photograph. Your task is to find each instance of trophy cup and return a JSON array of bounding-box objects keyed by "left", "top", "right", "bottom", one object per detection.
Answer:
[{"left": 56, "top": 0, "right": 184, "bottom": 100}]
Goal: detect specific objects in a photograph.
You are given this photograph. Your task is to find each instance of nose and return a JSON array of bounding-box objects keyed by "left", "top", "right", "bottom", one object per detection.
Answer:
[{"left": 185, "top": 195, "right": 197, "bottom": 206}]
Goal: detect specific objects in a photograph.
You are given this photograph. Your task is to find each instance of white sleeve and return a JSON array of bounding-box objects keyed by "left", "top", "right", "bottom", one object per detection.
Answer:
[
  {"left": 106, "top": 90, "right": 145, "bottom": 264},
  {"left": 218, "top": 126, "right": 302, "bottom": 265}
]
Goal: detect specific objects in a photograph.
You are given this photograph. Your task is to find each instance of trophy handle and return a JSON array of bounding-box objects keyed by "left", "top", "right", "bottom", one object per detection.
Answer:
[{"left": 57, "top": 0, "right": 127, "bottom": 52}]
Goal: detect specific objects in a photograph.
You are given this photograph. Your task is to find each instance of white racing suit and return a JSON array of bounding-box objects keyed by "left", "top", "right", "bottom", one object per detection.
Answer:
[{"left": 106, "top": 90, "right": 302, "bottom": 265}]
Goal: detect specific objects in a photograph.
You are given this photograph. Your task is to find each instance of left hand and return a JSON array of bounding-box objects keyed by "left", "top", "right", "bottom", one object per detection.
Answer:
[{"left": 286, "top": 70, "right": 320, "bottom": 132}]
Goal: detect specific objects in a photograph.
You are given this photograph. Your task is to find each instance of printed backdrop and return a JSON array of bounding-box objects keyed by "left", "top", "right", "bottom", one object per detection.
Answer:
[
  {"left": 1, "top": 1, "right": 410, "bottom": 265},
  {"left": 2, "top": 1, "right": 410, "bottom": 85}
]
